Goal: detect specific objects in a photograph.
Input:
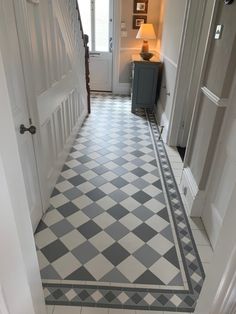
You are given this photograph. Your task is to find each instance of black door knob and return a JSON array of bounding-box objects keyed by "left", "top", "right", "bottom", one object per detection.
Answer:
[{"left": 20, "top": 124, "right": 37, "bottom": 135}]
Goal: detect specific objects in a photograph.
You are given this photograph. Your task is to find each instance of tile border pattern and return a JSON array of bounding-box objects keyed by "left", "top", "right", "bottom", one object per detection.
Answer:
[{"left": 43, "top": 107, "right": 205, "bottom": 312}]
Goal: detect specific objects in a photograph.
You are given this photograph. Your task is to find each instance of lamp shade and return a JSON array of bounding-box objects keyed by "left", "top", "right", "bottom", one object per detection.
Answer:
[{"left": 136, "top": 23, "right": 156, "bottom": 40}]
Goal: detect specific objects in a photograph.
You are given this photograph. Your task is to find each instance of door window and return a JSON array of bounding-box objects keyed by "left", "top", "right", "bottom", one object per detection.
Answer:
[{"left": 78, "top": 0, "right": 110, "bottom": 52}]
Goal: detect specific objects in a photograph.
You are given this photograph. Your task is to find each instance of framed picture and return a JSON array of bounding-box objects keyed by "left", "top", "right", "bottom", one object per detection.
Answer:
[
  {"left": 133, "top": 0, "right": 148, "bottom": 14},
  {"left": 132, "top": 15, "right": 147, "bottom": 29}
]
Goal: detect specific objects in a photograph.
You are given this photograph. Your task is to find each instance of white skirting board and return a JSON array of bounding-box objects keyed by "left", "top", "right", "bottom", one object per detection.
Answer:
[
  {"left": 154, "top": 100, "right": 169, "bottom": 143},
  {"left": 180, "top": 167, "right": 206, "bottom": 217}
]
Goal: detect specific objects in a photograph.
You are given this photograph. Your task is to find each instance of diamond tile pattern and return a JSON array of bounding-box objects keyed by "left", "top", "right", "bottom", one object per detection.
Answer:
[{"left": 36, "top": 94, "right": 205, "bottom": 312}]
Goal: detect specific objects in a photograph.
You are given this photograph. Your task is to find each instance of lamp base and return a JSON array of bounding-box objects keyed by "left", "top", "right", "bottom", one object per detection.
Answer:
[{"left": 140, "top": 52, "right": 153, "bottom": 61}]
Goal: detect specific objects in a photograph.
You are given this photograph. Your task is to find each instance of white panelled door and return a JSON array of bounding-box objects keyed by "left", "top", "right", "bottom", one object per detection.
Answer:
[
  {"left": 78, "top": 0, "right": 113, "bottom": 91},
  {"left": 0, "top": 0, "right": 43, "bottom": 231}
]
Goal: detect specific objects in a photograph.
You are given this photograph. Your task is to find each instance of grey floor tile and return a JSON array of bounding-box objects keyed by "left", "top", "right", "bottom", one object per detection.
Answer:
[
  {"left": 132, "top": 223, "right": 157, "bottom": 242},
  {"left": 102, "top": 243, "right": 130, "bottom": 266}
]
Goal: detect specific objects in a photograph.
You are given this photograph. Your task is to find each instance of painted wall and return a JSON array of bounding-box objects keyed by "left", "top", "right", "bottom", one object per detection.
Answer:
[
  {"left": 119, "top": 0, "right": 161, "bottom": 83},
  {"left": 195, "top": 1, "right": 236, "bottom": 248},
  {"left": 181, "top": 0, "right": 236, "bottom": 249},
  {"left": 155, "top": 0, "right": 187, "bottom": 141}
]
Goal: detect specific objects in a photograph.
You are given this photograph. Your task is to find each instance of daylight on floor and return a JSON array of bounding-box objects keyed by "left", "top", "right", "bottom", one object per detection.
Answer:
[{"left": 0, "top": 1, "right": 235, "bottom": 314}]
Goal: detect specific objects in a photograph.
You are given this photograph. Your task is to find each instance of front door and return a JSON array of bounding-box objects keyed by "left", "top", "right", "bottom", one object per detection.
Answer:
[
  {"left": 0, "top": 0, "right": 43, "bottom": 231},
  {"left": 78, "top": 0, "right": 113, "bottom": 91}
]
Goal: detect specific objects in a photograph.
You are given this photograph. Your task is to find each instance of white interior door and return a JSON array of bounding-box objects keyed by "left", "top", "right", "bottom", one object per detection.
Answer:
[
  {"left": 78, "top": 0, "right": 113, "bottom": 91},
  {"left": 0, "top": 0, "right": 43, "bottom": 231}
]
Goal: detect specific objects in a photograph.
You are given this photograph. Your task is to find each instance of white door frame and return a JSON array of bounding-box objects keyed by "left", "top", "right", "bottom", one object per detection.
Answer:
[
  {"left": 112, "top": 0, "right": 121, "bottom": 94},
  {"left": 0, "top": 43, "right": 45, "bottom": 314}
]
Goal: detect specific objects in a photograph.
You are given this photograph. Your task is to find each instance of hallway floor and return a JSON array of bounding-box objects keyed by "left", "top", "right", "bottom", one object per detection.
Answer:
[{"left": 35, "top": 94, "right": 207, "bottom": 313}]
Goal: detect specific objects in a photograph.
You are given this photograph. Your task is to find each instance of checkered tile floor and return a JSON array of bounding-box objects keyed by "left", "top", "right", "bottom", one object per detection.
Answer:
[{"left": 35, "top": 94, "right": 205, "bottom": 311}]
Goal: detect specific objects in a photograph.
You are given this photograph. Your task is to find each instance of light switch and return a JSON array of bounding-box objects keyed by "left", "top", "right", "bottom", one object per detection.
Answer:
[
  {"left": 121, "top": 22, "right": 126, "bottom": 30},
  {"left": 214, "top": 25, "right": 223, "bottom": 40}
]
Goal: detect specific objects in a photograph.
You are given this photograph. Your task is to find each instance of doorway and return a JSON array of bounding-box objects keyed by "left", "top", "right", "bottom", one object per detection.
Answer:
[{"left": 78, "top": 0, "right": 113, "bottom": 92}]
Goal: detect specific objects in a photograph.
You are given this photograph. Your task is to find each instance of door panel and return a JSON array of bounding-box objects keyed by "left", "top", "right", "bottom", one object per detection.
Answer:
[
  {"left": 0, "top": 0, "right": 43, "bottom": 230},
  {"left": 90, "top": 53, "right": 112, "bottom": 91}
]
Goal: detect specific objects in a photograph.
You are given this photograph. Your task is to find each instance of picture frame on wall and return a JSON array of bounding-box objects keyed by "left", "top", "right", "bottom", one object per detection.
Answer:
[
  {"left": 132, "top": 15, "right": 147, "bottom": 29},
  {"left": 133, "top": 0, "right": 148, "bottom": 14}
]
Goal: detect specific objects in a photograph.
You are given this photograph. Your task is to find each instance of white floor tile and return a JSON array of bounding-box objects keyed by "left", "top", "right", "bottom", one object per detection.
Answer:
[
  {"left": 136, "top": 311, "right": 163, "bottom": 314},
  {"left": 164, "top": 145, "right": 178, "bottom": 155},
  {"left": 192, "top": 230, "right": 210, "bottom": 246},
  {"left": 54, "top": 305, "right": 81, "bottom": 313},
  {"left": 118, "top": 233, "right": 143, "bottom": 253},
  {"left": 50, "top": 194, "right": 69, "bottom": 208},
  {"left": 117, "top": 256, "right": 146, "bottom": 282},
  {"left": 164, "top": 312, "right": 190, "bottom": 314},
  {"left": 82, "top": 307, "right": 109, "bottom": 314},
  {"left": 46, "top": 305, "right": 54, "bottom": 314},
  {"left": 109, "top": 309, "right": 135, "bottom": 314},
  {"left": 173, "top": 169, "right": 183, "bottom": 177},
  {"left": 188, "top": 217, "right": 205, "bottom": 230},
  {"left": 197, "top": 245, "right": 214, "bottom": 263},
  {"left": 85, "top": 254, "right": 114, "bottom": 280},
  {"left": 202, "top": 262, "right": 211, "bottom": 274},
  {"left": 35, "top": 228, "right": 57, "bottom": 249},
  {"left": 168, "top": 155, "right": 183, "bottom": 163},
  {"left": 52, "top": 252, "right": 81, "bottom": 278}
]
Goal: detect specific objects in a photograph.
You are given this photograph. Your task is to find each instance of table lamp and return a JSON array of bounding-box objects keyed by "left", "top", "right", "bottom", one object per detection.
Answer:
[{"left": 136, "top": 23, "right": 156, "bottom": 61}]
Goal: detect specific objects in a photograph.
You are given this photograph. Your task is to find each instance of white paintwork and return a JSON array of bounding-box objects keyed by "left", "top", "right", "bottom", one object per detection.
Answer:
[
  {"left": 201, "top": 86, "right": 228, "bottom": 108},
  {"left": 181, "top": 167, "right": 206, "bottom": 217},
  {"left": 202, "top": 77, "right": 236, "bottom": 248},
  {"left": 183, "top": 0, "right": 220, "bottom": 167},
  {"left": 0, "top": 0, "right": 43, "bottom": 230},
  {"left": 87, "top": 0, "right": 113, "bottom": 91},
  {"left": 0, "top": 285, "right": 9, "bottom": 314},
  {"left": 90, "top": 52, "right": 113, "bottom": 91},
  {"left": 195, "top": 184, "right": 236, "bottom": 314},
  {"left": 167, "top": 0, "right": 206, "bottom": 147},
  {"left": 155, "top": 101, "right": 169, "bottom": 143},
  {"left": 182, "top": 0, "right": 236, "bottom": 247},
  {"left": 155, "top": 0, "right": 187, "bottom": 143},
  {"left": 23, "top": 0, "right": 88, "bottom": 205},
  {"left": 0, "top": 45, "right": 45, "bottom": 314},
  {"left": 158, "top": 57, "right": 177, "bottom": 123}
]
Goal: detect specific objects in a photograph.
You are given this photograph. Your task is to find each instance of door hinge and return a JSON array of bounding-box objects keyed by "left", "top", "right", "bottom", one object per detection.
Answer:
[
  {"left": 181, "top": 120, "right": 185, "bottom": 129},
  {"left": 29, "top": 118, "right": 32, "bottom": 125}
]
